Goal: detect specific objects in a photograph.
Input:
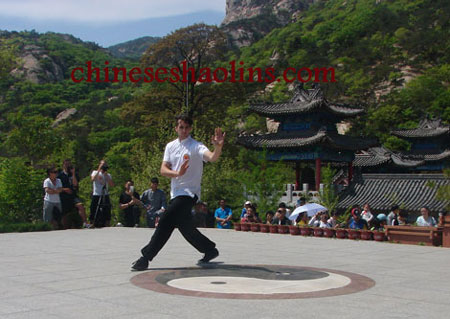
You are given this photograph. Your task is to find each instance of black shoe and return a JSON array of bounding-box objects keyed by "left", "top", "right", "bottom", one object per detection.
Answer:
[
  {"left": 198, "top": 248, "right": 219, "bottom": 264},
  {"left": 131, "top": 256, "right": 149, "bottom": 271}
]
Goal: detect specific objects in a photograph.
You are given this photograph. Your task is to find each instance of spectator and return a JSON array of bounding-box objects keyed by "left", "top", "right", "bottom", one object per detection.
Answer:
[
  {"left": 202, "top": 202, "right": 216, "bottom": 228},
  {"left": 387, "top": 205, "right": 400, "bottom": 226},
  {"left": 348, "top": 210, "right": 368, "bottom": 230},
  {"left": 192, "top": 202, "right": 207, "bottom": 228},
  {"left": 296, "top": 197, "right": 306, "bottom": 208},
  {"left": 398, "top": 211, "right": 409, "bottom": 225},
  {"left": 90, "top": 160, "right": 114, "bottom": 227},
  {"left": 215, "top": 199, "right": 232, "bottom": 229},
  {"left": 327, "top": 212, "right": 338, "bottom": 228},
  {"left": 43, "top": 167, "right": 63, "bottom": 229},
  {"left": 241, "top": 201, "right": 252, "bottom": 218},
  {"left": 265, "top": 211, "right": 275, "bottom": 224},
  {"left": 58, "top": 159, "right": 89, "bottom": 228},
  {"left": 272, "top": 207, "right": 291, "bottom": 225},
  {"left": 416, "top": 207, "right": 437, "bottom": 227},
  {"left": 319, "top": 213, "right": 332, "bottom": 228},
  {"left": 295, "top": 212, "right": 309, "bottom": 226},
  {"left": 308, "top": 211, "right": 325, "bottom": 227},
  {"left": 241, "top": 205, "right": 261, "bottom": 223},
  {"left": 141, "top": 177, "right": 167, "bottom": 228},
  {"left": 361, "top": 203, "right": 375, "bottom": 228},
  {"left": 119, "top": 180, "right": 141, "bottom": 227},
  {"left": 278, "top": 202, "right": 290, "bottom": 218},
  {"left": 375, "top": 213, "right": 387, "bottom": 231}
]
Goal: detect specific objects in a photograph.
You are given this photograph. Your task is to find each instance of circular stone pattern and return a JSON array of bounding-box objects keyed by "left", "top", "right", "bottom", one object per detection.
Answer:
[{"left": 130, "top": 264, "right": 375, "bottom": 299}]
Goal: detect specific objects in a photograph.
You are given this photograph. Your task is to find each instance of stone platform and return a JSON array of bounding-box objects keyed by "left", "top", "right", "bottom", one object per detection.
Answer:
[{"left": 1, "top": 228, "right": 449, "bottom": 318}]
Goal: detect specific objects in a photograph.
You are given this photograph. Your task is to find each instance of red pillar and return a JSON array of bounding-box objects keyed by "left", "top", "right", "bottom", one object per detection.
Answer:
[
  {"left": 295, "top": 162, "right": 300, "bottom": 190},
  {"left": 315, "top": 158, "right": 321, "bottom": 191},
  {"left": 348, "top": 162, "right": 353, "bottom": 184}
]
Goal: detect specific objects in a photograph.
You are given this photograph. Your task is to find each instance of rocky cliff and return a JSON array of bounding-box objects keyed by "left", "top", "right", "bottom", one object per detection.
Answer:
[{"left": 221, "top": 0, "right": 315, "bottom": 47}]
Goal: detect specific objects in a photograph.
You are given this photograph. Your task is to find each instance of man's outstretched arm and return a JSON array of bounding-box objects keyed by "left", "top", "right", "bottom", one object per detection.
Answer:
[{"left": 203, "top": 128, "right": 225, "bottom": 162}]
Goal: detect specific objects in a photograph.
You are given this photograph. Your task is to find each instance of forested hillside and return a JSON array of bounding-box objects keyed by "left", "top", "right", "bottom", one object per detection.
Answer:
[{"left": 0, "top": 0, "right": 448, "bottom": 224}]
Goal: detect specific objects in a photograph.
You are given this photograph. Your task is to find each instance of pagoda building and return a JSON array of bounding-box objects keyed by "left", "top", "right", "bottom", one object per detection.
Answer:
[
  {"left": 354, "top": 119, "right": 450, "bottom": 172},
  {"left": 237, "top": 85, "right": 377, "bottom": 191}
]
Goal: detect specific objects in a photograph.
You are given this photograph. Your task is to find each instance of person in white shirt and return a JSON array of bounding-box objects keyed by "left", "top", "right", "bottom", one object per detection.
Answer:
[
  {"left": 361, "top": 203, "right": 375, "bottom": 227},
  {"left": 416, "top": 206, "right": 437, "bottom": 227},
  {"left": 89, "top": 160, "right": 114, "bottom": 227},
  {"left": 132, "top": 114, "right": 225, "bottom": 271},
  {"left": 43, "top": 167, "right": 63, "bottom": 228}
]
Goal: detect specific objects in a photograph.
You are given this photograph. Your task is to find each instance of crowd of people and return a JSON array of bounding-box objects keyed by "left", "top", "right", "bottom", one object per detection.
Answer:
[{"left": 43, "top": 164, "right": 442, "bottom": 231}]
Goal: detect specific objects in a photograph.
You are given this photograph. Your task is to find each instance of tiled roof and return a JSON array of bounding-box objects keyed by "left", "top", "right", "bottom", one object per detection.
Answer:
[
  {"left": 391, "top": 119, "right": 450, "bottom": 138},
  {"left": 354, "top": 147, "right": 450, "bottom": 167},
  {"left": 249, "top": 85, "right": 364, "bottom": 117},
  {"left": 337, "top": 174, "right": 450, "bottom": 213},
  {"left": 237, "top": 129, "right": 377, "bottom": 151}
]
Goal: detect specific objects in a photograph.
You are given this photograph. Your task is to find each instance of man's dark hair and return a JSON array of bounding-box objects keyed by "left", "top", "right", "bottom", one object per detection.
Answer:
[
  {"left": 47, "top": 167, "right": 57, "bottom": 176},
  {"left": 391, "top": 204, "right": 399, "bottom": 211},
  {"left": 151, "top": 177, "right": 159, "bottom": 184},
  {"left": 175, "top": 114, "right": 193, "bottom": 126},
  {"left": 278, "top": 202, "right": 287, "bottom": 208}
]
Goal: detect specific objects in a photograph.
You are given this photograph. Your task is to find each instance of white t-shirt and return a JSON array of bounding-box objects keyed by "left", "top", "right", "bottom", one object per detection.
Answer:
[
  {"left": 163, "top": 136, "right": 209, "bottom": 199},
  {"left": 43, "top": 178, "right": 62, "bottom": 203},
  {"left": 91, "top": 170, "right": 112, "bottom": 195}
]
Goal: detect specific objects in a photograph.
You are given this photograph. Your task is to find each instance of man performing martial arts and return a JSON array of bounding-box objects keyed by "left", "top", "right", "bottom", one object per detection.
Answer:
[{"left": 131, "top": 114, "right": 225, "bottom": 271}]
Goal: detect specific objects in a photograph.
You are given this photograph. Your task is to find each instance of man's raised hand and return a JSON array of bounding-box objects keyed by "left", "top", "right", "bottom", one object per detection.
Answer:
[{"left": 211, "top": 128, "right": 225, "bottom": 147}]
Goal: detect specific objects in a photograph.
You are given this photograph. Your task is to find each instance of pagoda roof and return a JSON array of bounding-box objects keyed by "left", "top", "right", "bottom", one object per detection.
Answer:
[
  {"left": 337, "top": 174, "right": 450, "bottom": 213},
  {"left": 391, "top": 119, "right": 450, "bottom": 138},
  {"left": 249, "top": 85, "right": 364, "bottom": 117},
  {"left": 354, "top": 147, "right": 450, "bottom": 168},
  {"left": 237, "top": 128, "right": 377, "bottom": 151}
]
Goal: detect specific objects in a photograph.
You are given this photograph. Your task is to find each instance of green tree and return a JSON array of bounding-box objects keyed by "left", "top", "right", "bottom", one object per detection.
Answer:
[
  {"left": 0, "top": 158, "right": 44, "bottom": 223},
  {"left": 318, "top": 164, "right": 339, "bottom": 213}
]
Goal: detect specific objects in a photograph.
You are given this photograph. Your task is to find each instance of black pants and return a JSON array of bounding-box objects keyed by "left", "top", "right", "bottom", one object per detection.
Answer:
[
  {"left": 141, "top": 195, "right": 216, "bottom": 261},
  {"left": 90, "top": 195, "right": 111, "bottom": 227}
]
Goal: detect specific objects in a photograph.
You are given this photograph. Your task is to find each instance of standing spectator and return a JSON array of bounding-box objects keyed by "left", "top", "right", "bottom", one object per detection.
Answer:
[
  {"left": 141, "top": 177, "right": 167, "bottom": 228},
  {"left": 241, "top": 205, "right": 261, "bottom": 223},
  {"left": 272, "top": 207, "right": 291, "bottom": 225},
  {"left": 90, "top": 160, "right": 114, "bottom": 227},
  {"left": 416, "top": 207, "right": 437, "bottom": 226},
  {"left": 43, "top": 167, "right": 63, "bottom": 229},
  {"left": 202, "top": 202, "right": 216, "bottom": 228},
  {"left": 387, "top": 205, "right": 400, "bottom": 226},
  {"left": 58, "top": 159, "right": 89, "bottom": 228},
  {"left": 119, "top": 180, "right": 141, "bottom": 227},
  {"left": 215, "top": 199, "right": 233, "bottom": 229},
  {"left": 361, "top": 203, "right": 375, "bottom": 228},
  {"left": 296, "top": 197, "right": 306, "bottom": 208},
  {"left": 193, "top": 202, "right": 207, "bottom": 228}
]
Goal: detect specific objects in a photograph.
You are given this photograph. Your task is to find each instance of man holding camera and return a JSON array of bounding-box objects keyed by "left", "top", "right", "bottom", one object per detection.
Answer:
[{"left": 90, "top": 160, "right": 114, "bottom": 227}]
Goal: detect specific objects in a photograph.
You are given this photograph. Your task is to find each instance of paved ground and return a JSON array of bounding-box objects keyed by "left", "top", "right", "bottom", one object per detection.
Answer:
[{"left": 1, "top": 227, "right": 449, "bottom": 319}]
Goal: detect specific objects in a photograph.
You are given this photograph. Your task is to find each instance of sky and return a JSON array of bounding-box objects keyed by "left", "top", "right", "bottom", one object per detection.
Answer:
[{"left": 0, "top": 0, "right": 226, "bottom": 46}]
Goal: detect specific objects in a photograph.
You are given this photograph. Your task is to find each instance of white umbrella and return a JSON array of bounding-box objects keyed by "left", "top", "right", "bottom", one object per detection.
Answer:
[{"left": 288, "top": 203, "right": 328, "bottom": 221}]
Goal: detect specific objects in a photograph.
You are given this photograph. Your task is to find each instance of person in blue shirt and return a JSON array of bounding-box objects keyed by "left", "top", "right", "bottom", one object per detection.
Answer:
[
  {"left": 348, "top": 210, "right": 368, "bottom": 230},
  {"left": 215, "top": 199, "right": 232, "bottom": 229}
]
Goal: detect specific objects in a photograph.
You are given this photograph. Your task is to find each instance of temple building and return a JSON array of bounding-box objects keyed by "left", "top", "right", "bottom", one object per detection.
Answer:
[
  {"left": 353, "top": 119, "right": 450, "bottom": 172},
  {"left": 237, "top": 84, "right": 377, "bottom": 191},
  {"left": 337, "top": 119, "right": 450, "bottom": 215}
]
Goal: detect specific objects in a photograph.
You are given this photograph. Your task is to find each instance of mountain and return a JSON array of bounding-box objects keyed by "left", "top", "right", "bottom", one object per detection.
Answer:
[
  {"left": 221, "top": 0, "right": 314, "bottom": 47},
  {"left": 107, "top": 36, "right": 160, "bottom": 60}
]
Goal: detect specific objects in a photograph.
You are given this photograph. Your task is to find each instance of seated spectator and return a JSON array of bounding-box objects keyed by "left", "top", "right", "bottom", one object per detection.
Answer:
[
  {"left": 319, "top": 213, "right": 332, "bottom": 228},
  {"left": 374, "top": 213, "right": 387, "bottom": 230},
  {"left": 387, "top": 205, "right": 400, "bottom": 226},
  {"left": 265, "top": 211, "right": 275, "bottom": 225},
  {"left": 241, "top": 205, "right": 261, "bottom": 223},
  {"left": 327, "top": 212, "right": 338, "bottom": 228},
  {"left": 215, "top": 199, "right": 232, "bottom": 229},
  {"left": 272, "top": 207, "right": 291, "bottom": 225},
  {"left": 308, "top": 212, "right": 321, "bottom": 227},
  {"left": 416, "top": 206, "right": 437, "bottom": 226},
  {"left": 295, "top": 212, "right": 309, "bottom": 226},
  {"left": 398, "top": 211, "right": 409, "bottom": 225},
  {"left": 278, "top": 202, "right": 290, "bottom": 219},
  {"left": 361, "top": 203, "right": 375, "bottom": 228},
  {"left": 348, "top": 211, "right": 368, "bottom": 230},
  {"left": 241, "top": 201, "right": 252, "bottom": 218}
]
